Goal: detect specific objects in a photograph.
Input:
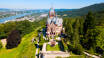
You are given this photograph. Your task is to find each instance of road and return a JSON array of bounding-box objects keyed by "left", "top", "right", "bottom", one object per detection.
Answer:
[{"left": 84, "top": 52, "right": 100, "bottom": 58}]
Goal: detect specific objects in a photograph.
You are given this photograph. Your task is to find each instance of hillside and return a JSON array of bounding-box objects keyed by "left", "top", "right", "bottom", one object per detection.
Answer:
[
  {"left": 57, "top": 3, "right": 104, "bottom": 17},
  {"left": 0, "top": 26, "right": 41, "bottom": 58}
]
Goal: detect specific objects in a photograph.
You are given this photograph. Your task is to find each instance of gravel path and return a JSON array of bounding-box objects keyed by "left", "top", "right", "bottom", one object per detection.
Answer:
[
  {"left": 84, "top": 52, "right": 100, "bottom": 58},
  {"left": 1, "top": 39, "right": 6, "bottom": 48},
  {"left": 35, "top": 48, "right": 39, "bottom": 58},
  {"left": 42, "top": 43, "right": 46, "bottom": 52}
]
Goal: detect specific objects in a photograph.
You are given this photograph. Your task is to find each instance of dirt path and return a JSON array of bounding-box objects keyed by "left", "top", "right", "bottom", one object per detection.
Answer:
[
  {"left": 42, "top": 43, "right": 46, "bottom": 52},
  {"left": 1, "top": 39, "right": 6, "bottom": 48},
  {"left": 35, "top": 48, "right": 39, "bottom": 58},
  {"left": 35, "top": 42, "right": 39, "bottom": 58}
]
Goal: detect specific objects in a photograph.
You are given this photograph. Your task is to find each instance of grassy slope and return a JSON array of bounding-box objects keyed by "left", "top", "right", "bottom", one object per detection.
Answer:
[{"left": 0, "top": 27, "right": 41, "bottom": 58}]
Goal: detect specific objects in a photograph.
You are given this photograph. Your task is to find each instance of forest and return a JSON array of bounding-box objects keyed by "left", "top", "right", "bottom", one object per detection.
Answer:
[{"left": 62, "top": 10, "right": 104, "bottom": 57}]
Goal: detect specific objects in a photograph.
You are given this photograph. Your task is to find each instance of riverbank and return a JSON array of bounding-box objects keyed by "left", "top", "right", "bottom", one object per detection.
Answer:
[{"left": 0, "top": 13, "right": 33, "bottom": 23}]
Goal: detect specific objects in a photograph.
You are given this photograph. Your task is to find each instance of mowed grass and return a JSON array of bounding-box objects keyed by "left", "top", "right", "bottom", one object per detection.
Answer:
[
  {"left": 46, "top": 44, "right": 60, "bottom": 51},
  {"left": 0, "top": 27, "right": 40, "bottom": 58}
]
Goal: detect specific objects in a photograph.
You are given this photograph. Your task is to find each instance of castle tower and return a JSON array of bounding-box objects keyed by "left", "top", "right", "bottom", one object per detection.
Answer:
[{"left": 46, "top": 7, "right": 63, "bottom": 38}]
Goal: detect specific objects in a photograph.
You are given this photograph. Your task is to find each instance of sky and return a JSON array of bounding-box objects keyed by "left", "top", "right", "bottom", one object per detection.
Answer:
[{"left": 0, "top": 0, "right": 104, "bottom": 9}]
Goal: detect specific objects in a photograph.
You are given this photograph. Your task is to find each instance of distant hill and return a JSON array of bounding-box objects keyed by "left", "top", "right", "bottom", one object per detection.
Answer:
[
  {"left": 55, "top": 9, "right": 76, "bottom": 12},
  {"left": 0, "top": 8, "right": 11, "bottom": 12},
  {"left": 57, "top": 3, "right": 104, "bottom": 17},
  {"left": 93, "top": 10, "right": 104, "bottom": 25},
  {"left": 0, "top": 8, "right": 75, "bottom": 14}
]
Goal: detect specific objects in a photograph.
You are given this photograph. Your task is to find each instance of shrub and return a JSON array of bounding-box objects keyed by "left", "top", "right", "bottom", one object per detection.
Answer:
[
  {"left": 6, "top": 30, "right": 21, "bottom": 49},
  {"left": 101, "top": 54, "right": 104, "bottom": 58},
  {"left": 62, "top": 39, "right": 68, "bottom": 51},
  {"left": 0, "top": 41, "right": 2, "bottom": 49},
  {"left": 67, "top": 44, "right": 73, "bottom": 51},
  {"left": 72, "top": 44, "right": 84, "bottom": 55}
]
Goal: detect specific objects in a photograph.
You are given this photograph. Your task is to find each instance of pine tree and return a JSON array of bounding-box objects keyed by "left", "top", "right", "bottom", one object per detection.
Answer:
[
  {"left": 84, "top": 11, "right": 96, "bottom": 34},
  {"left": 73, "top": 18, "right": 80, "bottom": 47}
]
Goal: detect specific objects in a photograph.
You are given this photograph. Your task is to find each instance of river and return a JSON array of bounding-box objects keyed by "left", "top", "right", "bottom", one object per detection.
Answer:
[{"left": 0, "top": 13, "right": 33, "bottom": 23}]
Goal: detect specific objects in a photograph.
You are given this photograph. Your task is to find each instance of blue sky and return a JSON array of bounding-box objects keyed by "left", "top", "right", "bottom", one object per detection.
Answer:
[{"left": 0, "top": 0, "right": 104, "bottom": 9}]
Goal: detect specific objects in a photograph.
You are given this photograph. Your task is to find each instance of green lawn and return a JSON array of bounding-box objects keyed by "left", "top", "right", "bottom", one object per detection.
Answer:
[
  {"left": 46, "top": 44, "right": 60, "bottom": 51},
  {"left": 0, "top": 27, "right": 41, "bottom": 58}
]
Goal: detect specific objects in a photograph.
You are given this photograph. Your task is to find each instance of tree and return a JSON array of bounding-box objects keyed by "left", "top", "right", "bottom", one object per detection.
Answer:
[
  {"left": 65, "top": 21, "right": 73, "bottom": 37},
  {"left": 96, "top": 30, "right": 104, "bottom": 50},
  {"left": 6, "top": 30, "right": 21, "bottom": 49},
  {"left": 84, "top": 11, "right": 96, "bottom": 34},
  {"left": 63, "top": 17, "right": 73, "bottom": 41},
  {"left": 83, "top": 29, "right": 99, "bottom": 50},
  {"left": 79, "top": 17, "right": 84, "bottom": 35},
  {"left": 82, "top": 11, "right": 97, "bottom": 50},
  {"left": 73, "top": 18, "right": 80, "bottom": 47},
  {"left": 0, "top": 22, "right": 16, "bottom": 39},
  {"left": 16, "top": 20, "right": 34, "bottom": 36},
  {"left": 0, "top": 41, "right": 2, "bottom": 49}
]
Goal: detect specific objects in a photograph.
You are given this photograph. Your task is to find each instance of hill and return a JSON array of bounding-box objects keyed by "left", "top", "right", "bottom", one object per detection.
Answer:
[
  {"left": 57, "top": 3, "right": 104, "bottom": 17},
  {"left": 0, "top": 29, "right": 36, "bottom": 58},
  {"left": 0, "top": 24, "right": 43, "bottom": 58},
  {"left": 94, "top": 10, "right": 104, "bottom": 25}
]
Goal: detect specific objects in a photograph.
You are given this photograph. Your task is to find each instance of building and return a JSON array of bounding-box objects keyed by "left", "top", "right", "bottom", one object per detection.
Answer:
[{"left": 46, "top": 7, "right": 63, "bottom": 38}]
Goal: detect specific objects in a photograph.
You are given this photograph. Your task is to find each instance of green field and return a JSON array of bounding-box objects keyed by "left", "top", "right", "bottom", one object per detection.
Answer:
[{"left": 46, "top": 44, "right": 60, "bottom": 51}]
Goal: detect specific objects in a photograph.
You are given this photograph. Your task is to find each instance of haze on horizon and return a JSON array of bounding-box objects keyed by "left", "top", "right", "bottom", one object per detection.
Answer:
[{"left": 0, "top": 0, "right": 104, "bottom": 9}]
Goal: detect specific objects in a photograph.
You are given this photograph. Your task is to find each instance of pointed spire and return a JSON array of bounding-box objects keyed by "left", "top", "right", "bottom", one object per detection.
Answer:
[{"left": 49, "top": 5, "right": 55, "bottom": 18}]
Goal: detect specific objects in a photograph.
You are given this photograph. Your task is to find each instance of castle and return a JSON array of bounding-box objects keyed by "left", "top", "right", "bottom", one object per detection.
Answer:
[{"left": 46, "top": 8, "right": 63, "bottom": 38}]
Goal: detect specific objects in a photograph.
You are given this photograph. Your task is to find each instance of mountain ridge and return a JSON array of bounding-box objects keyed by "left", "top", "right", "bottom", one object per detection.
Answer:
[{"left": 57, "top": 3, "right": 104, "bottom": 17}]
